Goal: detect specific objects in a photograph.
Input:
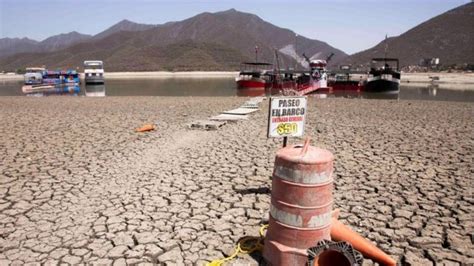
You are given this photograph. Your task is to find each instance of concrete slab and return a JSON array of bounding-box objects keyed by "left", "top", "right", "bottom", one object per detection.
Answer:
[
  {"left": 240, "top": 103, "right": 259, "bottom": 109},
  {"left": 222, "top": 108, "right": 259, "bottom": 115},
  {"left": 210, "top": 114, "right": 249, "bottom": 121},
  {"left": 188, "top": 120, "right": 226, "bottom": 130}
]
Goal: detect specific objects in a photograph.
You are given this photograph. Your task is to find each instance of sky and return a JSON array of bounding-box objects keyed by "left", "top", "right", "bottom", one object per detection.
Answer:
[{"left": 0, "top": 0, "right": 470, "bottom": 54}]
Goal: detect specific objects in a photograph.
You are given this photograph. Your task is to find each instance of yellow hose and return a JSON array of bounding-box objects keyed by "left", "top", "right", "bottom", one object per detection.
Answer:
[{"left": 206, "top": 224, "right": 268, "bottom": 266}]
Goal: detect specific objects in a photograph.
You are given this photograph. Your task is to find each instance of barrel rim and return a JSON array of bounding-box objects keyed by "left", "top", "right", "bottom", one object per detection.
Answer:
[
  {"left": 272, "top": 173, "right": 334, "bottom": 187},
  {"left": 273, "top": 165, "right": 333, "bottom": 185},
  {"left": 270, "top": 204, "right": 333, "bottom": 229},
  {"left": 272, "top": 199, "right": 333, "bottom": 210},
  {"left": 268, "top": 215, "right": 333, "bottom": 231}
]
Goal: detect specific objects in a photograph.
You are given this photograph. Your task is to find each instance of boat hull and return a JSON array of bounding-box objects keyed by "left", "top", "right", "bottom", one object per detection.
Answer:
[
  {"left": 236, "top": 78, "right": 266, "bottom": 89},
  {"left": 328, "top": 81, "right": 363, "bottom": 91},
  {"left": 271, "top": 79, "right": 324, "bottom": 96},
  {"left": 85, "top": 76, "right": 105, "bottom": 84},
  {"left": 364, "top": 79, "right": 399, "bottom": 92}
]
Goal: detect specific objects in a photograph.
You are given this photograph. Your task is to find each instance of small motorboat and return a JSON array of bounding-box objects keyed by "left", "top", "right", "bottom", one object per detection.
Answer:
[{"left": 84, "top": 60, "right": 105, "bottom": 84}]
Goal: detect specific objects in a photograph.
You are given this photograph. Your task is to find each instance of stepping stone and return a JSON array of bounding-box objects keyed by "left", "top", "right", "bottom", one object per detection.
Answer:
[
  {"left": 240, "top": 103, "right": 260, "bottom": 109},
  {"left": 188, "top": 120, "right": 226, "bottom": 130},
  {"left": 222, "top": 108, "right": 259, "bottom": 115},
  {"left": 211, "top": 114, "right": 249, "bottom": 121}
]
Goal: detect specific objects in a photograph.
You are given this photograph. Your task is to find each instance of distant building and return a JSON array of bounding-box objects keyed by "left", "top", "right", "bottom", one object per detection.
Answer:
[{"left": 419, "top": 58, "right": 440, "bottom": 68}]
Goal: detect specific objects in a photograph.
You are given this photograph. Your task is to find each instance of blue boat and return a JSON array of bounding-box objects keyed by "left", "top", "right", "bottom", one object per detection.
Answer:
[
  {"left": 63, "top": 70, "right": 81, "bottom": 84},
  {"left": 42, "top": 69, "right": 80, "bottom": 85}
]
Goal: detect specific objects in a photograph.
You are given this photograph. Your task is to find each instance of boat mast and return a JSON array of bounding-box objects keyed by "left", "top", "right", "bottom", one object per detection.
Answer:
[
  {"left": 255, "top": 45, "right": 259, "bottom": 63},
  {"left": 274, "top": 49, "right": 281, "bottom": 84},
  {"left": 294, "top": 33, "right": 298, "bottom": 70}
]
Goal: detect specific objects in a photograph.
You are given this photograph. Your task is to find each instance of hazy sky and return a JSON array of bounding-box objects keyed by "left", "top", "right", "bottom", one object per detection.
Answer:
[{"left": 0, "top": 0, "right": 469, "bottom": 54}]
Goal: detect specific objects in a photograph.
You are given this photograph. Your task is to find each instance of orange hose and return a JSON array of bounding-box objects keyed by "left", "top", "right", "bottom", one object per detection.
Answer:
[
  {"left": 330, "top": 218, "right": 397, "bottom": 266},
  {"left": 135, "top": 124, "right": 156, "bottom": 132}
]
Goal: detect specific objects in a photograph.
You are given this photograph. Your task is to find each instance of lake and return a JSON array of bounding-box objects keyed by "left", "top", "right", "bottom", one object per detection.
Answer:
[{"left": 1, "top": 78, "right": 474, "bottom": 102}]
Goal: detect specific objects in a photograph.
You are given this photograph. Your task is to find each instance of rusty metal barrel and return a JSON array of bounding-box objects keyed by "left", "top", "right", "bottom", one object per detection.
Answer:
[{"left": 263, "top": 140, "right": 334, "bottom": 265}]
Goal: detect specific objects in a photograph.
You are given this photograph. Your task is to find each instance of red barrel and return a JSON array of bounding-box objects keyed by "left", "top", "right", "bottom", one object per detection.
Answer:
[{"left": 263, "top": 142, "right": 334, "bottom": 265}]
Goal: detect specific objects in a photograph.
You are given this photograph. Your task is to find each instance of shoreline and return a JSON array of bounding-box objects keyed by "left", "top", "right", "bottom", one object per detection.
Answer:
[
  {"left": 2, "top": 71, "right": 474, "bottom": 84},
  {"left": 104, "top": 71, "right": 239, "bottom": 79},
  {"left": 0, "top": 71, "right": 239, "bottom": 81},
  {"left": 349, "top": 72, "right": 474, "bottom": 85},
  {"left": 401, "top": 72, "right": 474, "bottom": 84}
]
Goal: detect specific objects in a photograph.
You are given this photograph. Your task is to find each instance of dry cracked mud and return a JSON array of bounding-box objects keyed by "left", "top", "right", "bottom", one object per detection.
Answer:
[{"left": 0, "top": 97, "right": 472, "bottom": 265}]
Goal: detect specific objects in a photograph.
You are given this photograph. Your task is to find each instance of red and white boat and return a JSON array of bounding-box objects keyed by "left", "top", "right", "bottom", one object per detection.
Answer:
[{"left": 235, "top": 62, "right": 272, "bottom": 89}]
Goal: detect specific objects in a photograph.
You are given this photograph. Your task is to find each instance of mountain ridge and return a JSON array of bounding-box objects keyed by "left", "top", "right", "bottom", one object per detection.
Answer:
[
  {"left": 40, "top": 31, "right": 92, "bottom": 51},
  {"left": 0, "top": 9, "right": 346, "bottom": 71},
  {"left": 93, "top": 19, "right": 156, "bottom": 40},
  {"left": 344, "top": 2, "right": 474, "bottom": 68},
  {"left": 0, "top": 37, "right": 39, "bottom": 58}
]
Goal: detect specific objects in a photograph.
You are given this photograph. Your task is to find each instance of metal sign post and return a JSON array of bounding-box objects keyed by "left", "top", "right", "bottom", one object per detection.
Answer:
[{"left": 267, "top": 96, "right": 307, "bottom": 147}]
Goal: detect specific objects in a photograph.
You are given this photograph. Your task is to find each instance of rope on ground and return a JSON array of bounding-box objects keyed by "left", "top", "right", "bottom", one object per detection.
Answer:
[{"left": 206, "top": 224, "right": 268, "bottom": 266}]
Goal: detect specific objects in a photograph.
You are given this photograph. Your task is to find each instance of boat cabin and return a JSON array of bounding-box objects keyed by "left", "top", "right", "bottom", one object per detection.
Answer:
[
  {"left": 84, "top": 60, "right": 105, "bottom": 84},
  {"left": 369, "top": 58, "right": 400, "bottom": 80},
  {"left": 24, "top": 67, "right": 46, "bottom": 85}
]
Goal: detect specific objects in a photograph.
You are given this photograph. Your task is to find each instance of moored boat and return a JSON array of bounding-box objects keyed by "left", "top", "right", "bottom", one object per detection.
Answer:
[
  {"left": 24, "top": 67, "right": 45, "bottom": 85},
  {"left": 365, "top": 58, "right": 400, "bottom": 92},
  {"left": 42, "top": 70, "right": 80, "bottom": 85},
  {"left": 236, "top": 62, "right": 272, "bottom": 89},
  {"left": 328, "top": 73, "right": 364, "bottom": 91},
  {"left": 271, "top": 58, "right": 329, "bottom": 96},
  {"left": 63, "top": 70, "right": 80, "bottom": 84},
  {"left": 84, "top": 60, "right": 105, "bottom": 84},
  {"left": 42, "top": 70, "right": 62, "bottom": 85}
]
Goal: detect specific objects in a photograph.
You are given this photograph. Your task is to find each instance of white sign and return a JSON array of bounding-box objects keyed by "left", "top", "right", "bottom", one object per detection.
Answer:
[{"left": 267, "top": 96, "right": 307, "bottom": 138}]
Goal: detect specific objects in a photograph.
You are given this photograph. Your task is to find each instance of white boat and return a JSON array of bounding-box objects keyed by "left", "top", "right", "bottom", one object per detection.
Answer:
[
  {"left": 24, "top": 67, "right": 45, "bottom": 85},
  {"left": 84, "top": 60, "right": 104, "bottom": 84}
]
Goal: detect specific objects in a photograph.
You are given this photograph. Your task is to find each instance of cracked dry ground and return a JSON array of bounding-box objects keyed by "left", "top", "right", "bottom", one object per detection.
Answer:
[{"left": 0, "top": 97, "right": 472, "bottom": 266}]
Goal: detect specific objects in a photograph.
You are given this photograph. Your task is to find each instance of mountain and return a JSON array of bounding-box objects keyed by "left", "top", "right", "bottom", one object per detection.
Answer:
[
  {"left": 0, "top": 20, "right": 153, "bottom": 59},
  {"left": 133, "top": 8, "right": 346, "bottom": 67},
  {"left": 93, "top": 19, "right": 156, "bottom": 40},
  {"left": 40, "top": 31, "right": 92, "bottom": 51},
  {"left": 0, "top": 9, "right": 347, "bottom": 71},
  {"left": 344, "top": 2, "right": 474, "bottom": 68},
  {"left": 0, "top": 38, "right": 39, "bottom": 58},
  {"left": 0, "top": 33, "right": 91, "bottom": 59}
]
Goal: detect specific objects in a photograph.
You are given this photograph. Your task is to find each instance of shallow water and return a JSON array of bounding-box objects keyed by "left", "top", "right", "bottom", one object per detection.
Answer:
[{"left": 1, "top": 78, "right": 474, "bottom": 102}]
